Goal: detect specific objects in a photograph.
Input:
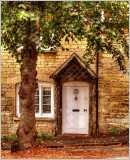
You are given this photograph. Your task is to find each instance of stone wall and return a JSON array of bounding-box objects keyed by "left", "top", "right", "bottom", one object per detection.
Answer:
[
  {"left": 98, "top": 53, "right": 129, "bottom": 133},
  {"left": 1, "top": 39, "right": 129, "bottom": 136},
  {"left": 1, "top": 54, "right": 20, "bottom": 136},
  {"left": 1, "top": 40, "right": 88, "bottom": 136}
]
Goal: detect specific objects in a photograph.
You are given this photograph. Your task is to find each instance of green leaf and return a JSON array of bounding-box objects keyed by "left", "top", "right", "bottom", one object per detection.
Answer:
[
  {"left": 101, "top": 25, "right": 106, "bottom": 31},
  {"left": 18, "top": 4, "right": 27, "bottom": 9},
  {"left": 95, "top": 36, "right": 100, "bottom": 40}
]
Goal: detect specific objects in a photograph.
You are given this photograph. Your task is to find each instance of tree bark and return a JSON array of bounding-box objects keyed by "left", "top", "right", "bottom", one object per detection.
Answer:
[{"left": 16, "top": 40, "right": 38, "bottom": 150}]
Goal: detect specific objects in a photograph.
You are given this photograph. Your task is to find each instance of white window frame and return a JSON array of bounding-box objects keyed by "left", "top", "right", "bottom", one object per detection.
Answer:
[
  {"left": 16, "top": 82, "right": 54, "bottom": 118},
  {"left": 17, "top": 34, "right": 55, "bottom": 53}
]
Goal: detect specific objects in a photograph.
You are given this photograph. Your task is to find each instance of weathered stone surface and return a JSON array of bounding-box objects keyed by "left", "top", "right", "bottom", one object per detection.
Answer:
[
  {"left": 1, "top": 97, "right": 13, "bottom": 106},
  {"left": 36, "top": 122, "right": 55, "bottom": 135},
  {"left": 98, "top": 53, "right": 128, "bottom": 133},
  {"left": 1, "top": 40, "right": 128, "bottom": 136},
  {"left": 1, "top": 91, "right": 5, "bottom": 97}
]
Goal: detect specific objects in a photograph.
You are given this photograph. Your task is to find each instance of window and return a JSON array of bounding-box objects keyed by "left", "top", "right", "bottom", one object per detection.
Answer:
[
  {"left": 16, "top": 82, "right": 54, "bottom": 117},
  {"left": 17, "top": 34, "right": 55, "bottom": 53}
]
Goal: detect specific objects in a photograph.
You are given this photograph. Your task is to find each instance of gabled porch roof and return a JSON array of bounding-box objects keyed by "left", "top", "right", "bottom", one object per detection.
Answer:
[{"left": 50, "top": 53, "right": 97, "bottom": 79}]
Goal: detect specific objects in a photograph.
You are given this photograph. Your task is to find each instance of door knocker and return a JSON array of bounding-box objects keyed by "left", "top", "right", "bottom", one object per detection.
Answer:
[{"left": 73, "top": 89, "right": 79, "bottom": 101}]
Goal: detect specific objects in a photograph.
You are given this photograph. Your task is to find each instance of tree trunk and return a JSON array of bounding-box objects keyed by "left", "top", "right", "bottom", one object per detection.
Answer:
[{"left": 16, "top": 41, "right": 38, "bottom": 150}]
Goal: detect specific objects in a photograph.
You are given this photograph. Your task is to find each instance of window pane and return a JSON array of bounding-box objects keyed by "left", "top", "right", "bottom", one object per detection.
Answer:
[
  {"left": 43, "top": 96, "right": 51, "bottom": 104},
  {"left": 42, "top": 87, "right": 51, "bottom": 95},
  {"left": 35, "top": 105, "right": 39, "bottom": 113},
  {"left": 35, "top": 89, "right": 39, "bottom": 113},
  {"left": 43, "top": 105, "right": 51, "bottom": 113},
  {"left": 35, "top": 96, "right": 39, "bottom": 104},
  {"left": 42, "top": 87, "right": 51, "bottom": 114},
  {"left": 35, "top": 89, "right": 39, "bottom": 95}
]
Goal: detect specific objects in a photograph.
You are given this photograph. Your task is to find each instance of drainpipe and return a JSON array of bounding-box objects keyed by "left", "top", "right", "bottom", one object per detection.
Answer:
[{"left": 96, "top": 52, "right": 99, "bottom": 133}]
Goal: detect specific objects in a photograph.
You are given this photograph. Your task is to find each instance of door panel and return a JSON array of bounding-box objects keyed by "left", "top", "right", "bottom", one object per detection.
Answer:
[
  {"left": 66, "top": 115, "right": 75, "bottom": 129},
  {"left": 62, "top": 81, "right": 89, "bottom": 134},
  {"left": 77, "top": 115, "right": 85, "bottom": 129}
]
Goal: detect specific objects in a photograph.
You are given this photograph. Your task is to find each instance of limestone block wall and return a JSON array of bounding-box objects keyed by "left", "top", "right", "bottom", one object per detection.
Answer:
[
  {"left": 36, "top": 39, "right": 88, "bottom": 84},
  {"left": 1, "top": 40, "right": 88, "bottom": 136},
  {"left": 1, "top": 39, "right": 128, "bottom": 136},
  {"left": 1, "top": 53, "right": 20, "bottom": 136},
  {"left": 98, "top": 53, "right": 129, "bottom": 133}
]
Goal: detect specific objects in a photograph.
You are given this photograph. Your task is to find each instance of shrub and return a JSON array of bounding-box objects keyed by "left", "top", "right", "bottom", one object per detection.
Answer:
[
  {"left": 125, "top": 127, "right": 129, "bottom": 132},
  {"left": 111, "top": 128, "right": 120, "bottom": 134},
  {"left": 37, "top": 133, "right": 53, "bottom": 139},
  {"left": 1, "top": 135, "right": 14, "bottom": 141}
]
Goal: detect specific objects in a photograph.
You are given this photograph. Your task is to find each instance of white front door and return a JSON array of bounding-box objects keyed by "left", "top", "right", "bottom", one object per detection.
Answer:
[{"left": 62, "top": 81, "right": 89, "bottom": 134}]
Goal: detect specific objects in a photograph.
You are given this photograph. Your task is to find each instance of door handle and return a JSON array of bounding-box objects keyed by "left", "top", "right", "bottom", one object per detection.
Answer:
[{"left": 84, "top": 109, "right": 87, "bottom": 111}]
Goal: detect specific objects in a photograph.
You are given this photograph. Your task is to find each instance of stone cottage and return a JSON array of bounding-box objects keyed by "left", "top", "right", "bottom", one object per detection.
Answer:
[{"left": 1, "top": 38, "right": 129, "bottom": 136}]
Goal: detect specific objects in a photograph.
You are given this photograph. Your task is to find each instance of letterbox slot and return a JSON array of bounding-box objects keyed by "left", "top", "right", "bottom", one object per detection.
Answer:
[{"left": 72, "top": 109, "right": 79, "bottom": 112}]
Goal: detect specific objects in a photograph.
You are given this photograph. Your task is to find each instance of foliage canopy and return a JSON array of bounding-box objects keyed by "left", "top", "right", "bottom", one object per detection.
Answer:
[{"left": 2, "top": 1, "right": 129, "bottom": 72}]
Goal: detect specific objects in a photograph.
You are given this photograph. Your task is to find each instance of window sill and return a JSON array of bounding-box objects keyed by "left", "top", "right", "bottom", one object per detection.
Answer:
[
  {"left": 13, "top": 117, "right": 55, "bottom": 122},
  {"left": 13, "top": 117, "right": 20, "bottom": 121},
  {"left": 36, "top": 117, "right": 55, "bottom": 122}
]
